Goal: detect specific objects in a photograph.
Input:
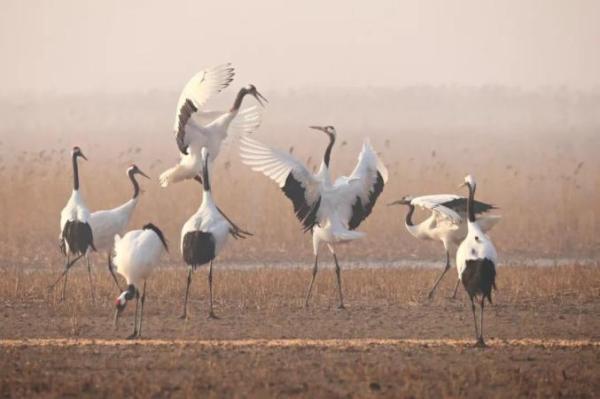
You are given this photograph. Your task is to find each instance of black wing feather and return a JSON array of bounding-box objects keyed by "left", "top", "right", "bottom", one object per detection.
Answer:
[
  {"left": 441, "top": 198, "right": 496, "bottom": 216},
  {"left": 175, "top": 99, "right": 198, "bottom": 155},
  {"left": 348, "top": 172, "right": 385, "bottom": 230},
  {"left": 182, "top": 231, "right": 216, "bottom": 268},
  {"left": 62, "top": 220, "right": 95, "bottom": 256},
  {"left": 461, "top": 258, "right": 496, "bottom": 304},
  {"left": 282, "top": 173, "right": 321, "bottom": 232}
]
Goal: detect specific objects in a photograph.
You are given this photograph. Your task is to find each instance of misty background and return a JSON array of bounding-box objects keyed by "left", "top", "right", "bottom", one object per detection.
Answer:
[{"left": 0, "top": 1, "right": 599, "bottom": 264}]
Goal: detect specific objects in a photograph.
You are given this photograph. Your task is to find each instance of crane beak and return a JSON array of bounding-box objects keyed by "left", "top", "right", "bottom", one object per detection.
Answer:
[
  {"left": 387, "top": 198, "right": 410, "bottom": 206},
  {"left": 309, "top": 126, "right": 325, "bottom": 132},
  {"left": 457, "top": 182, "right": 467, "bottom": 189},
  {"left": 137, "top": 170, "right": 150, "bottom": 179},
  {"left": 80, "top": 153, "right": 88, "bottom": 161},
  {"left": 253, "top": 90, "right": 268, "bottom": 107}
]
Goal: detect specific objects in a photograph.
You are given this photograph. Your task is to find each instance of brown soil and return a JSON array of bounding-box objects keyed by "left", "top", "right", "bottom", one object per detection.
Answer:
[{"left": 1, "top": 266, "right": 600, "bottom": 398}]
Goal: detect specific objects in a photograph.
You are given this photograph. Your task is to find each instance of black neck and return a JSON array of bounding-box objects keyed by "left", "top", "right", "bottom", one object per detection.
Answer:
[
  {"left": 128, "top": 170, "right": 140, "bottom": 199},
  {"left": 202, "top": 157, "right": 210, "bottom": 192},
  {"left": 323, "top": 134, "right": 335, "bottom": 167},
  {"left": 405, "top": 204, "right": 415, "bottom": 226},
  {"left": 72, "top": 153, "right": 80, "bottom": 190},
  {"left": 467, "top": 184, "right": 476, "bottom": 222},
  {"left": 230, "top": 88, "right": 247, "bottom": 112}
]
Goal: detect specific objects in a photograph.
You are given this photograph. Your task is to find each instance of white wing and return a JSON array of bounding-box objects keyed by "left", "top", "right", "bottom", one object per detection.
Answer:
[
  {"left": 229, "top": 106, "right": 262, "bottom": 135},
  {"left": 173, "top": 64, "right": 235, "bottom": 154},
  {"left": 335, "top": 140, "right": 388, "bottom": 230},
  {"left": 410, "top": 194, "right": 461, "bottom": 210},
  {"left": 190, "top": 110, "right": 228, "bottom": 127},
  {"left": 173, "top": 64, "right": 235, "bottom": 131},
  {"left": 239, "top": 135, "right": 321, "bottom": 231}
]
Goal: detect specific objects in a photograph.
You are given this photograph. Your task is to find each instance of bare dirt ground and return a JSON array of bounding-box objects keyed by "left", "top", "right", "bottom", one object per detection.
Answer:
[{"left": 1, "top": 266, "right": 600, "bottom": 398}]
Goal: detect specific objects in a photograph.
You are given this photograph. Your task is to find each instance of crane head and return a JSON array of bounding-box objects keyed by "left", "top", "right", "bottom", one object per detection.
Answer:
[
  {"left": 309, "top": 125, "right": 336, "bottom": 138},
  {"left": 128, "top": 164, "right": 150, "bottom": 179},
  {"left": 458, "top": 174, "right": 477, "bottom": 190},
  {"left": 245, "top": 84, "right": 268, "bottom": 107},
  {"left": 114, "top": 285, "right": 135, "bottom": 328},
  {"left": 387, "top": 196, "right": 413, "bottom": 206},
  {"left": 72, "top": 146, "right": 87, "bottom": 160}
]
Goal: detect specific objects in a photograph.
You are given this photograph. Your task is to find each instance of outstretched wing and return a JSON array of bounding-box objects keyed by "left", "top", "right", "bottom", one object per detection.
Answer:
[
  {"left": 410, "top": 194, "right": 460, "bottom": 210},
  {"left": 409, "top": 194, "right": 463, "bottom": 224},
  {"left": 173, "top": 64, "right": 235, "bottom": 154},
  {"left": 439, "top": 197, "right": 497, "bottom": 216},
  {"left": 239, "top": 135, "right": 321, "bottom": 232},
  {"left": 336, "top": 140, "right": 388, "bottom": 230},
  {"left": 229, "top": 106, "right": 262, "bottom": 136},
  {"left": 410, "top": 194, "right": 496, "bottom": 224}
]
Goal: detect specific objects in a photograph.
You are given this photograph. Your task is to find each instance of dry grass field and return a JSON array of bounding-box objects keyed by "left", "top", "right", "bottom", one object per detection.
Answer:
[{"left": 1, "top": 266, "right": 600, "bottom": 398}]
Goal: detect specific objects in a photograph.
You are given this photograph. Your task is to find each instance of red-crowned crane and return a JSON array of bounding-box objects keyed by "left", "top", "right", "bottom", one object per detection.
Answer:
[
  {"left": 159, "top": 63, "right": 266, "bottom": 187},
  {"left": 388, "top": 194, "right": 500, "bottom": 299},
  {"left": 49, "top": 146, "right": 96, "bottom": 301},
  {"left": 113, "top": 223, "right": 168, "bottom": 339},
  {"left": 239, "top": 126, "right": 388, "bottom": 309},
  {"left": 179, "top": 148, "right": 247, "bottom": 319},
  {"left": 90, "top": 164, "right": 149, "bottom": 290},
  {"left": 455, "top": 175, "right": 498, "bottom": 347}
]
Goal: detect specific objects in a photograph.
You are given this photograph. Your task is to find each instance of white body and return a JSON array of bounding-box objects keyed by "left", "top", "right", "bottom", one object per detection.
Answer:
[
  {"left": 181, "top": 191, "right": 231, "bottom": 256},
  {"left": 59, "top": 190, "right": 91, "bottom": 253},
  {"left": 407, "top": 212, "right": 500, "bottom": 252},
  {"left": 90, "top": 198, "right": 139, "bottom": 252},
  {"left": 113, "top": 229, "right": 165, "bottom": 287},
  {"left": 240, "top": 135, "right": 388, "bottom": 255},
  {"left": 456, "top": 221, "right": 498, "bottom": 279}
]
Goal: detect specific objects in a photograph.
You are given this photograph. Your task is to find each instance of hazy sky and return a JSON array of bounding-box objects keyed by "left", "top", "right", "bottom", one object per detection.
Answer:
[{"left": 1, "top": 0, "right": 599, "bottom": 94}]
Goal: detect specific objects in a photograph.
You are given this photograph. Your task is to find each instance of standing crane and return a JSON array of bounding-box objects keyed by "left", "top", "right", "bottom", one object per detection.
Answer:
[
  {"left": 89, "top": 164, "right": 149, "bottom": 290},
  {"left": 159, "top": 63, "right": 266, "bottom": 187},
  {"left": 179, "top": 148, "right": 247, "bottom": 319},
  {"left": 49, "top": 146, "right": 96, "bottom": 301},
  {"left": 455, "top": 175, "right": 498, "bottom": 347},
  {"left": 113, "top": 223, "right": 169, "bottom": 339},
  {"left": 239, "top": 126, "right": 388, "bottom": 309},
  {"left": 388, "top": 195, "right": 500, "bottom": 299}
]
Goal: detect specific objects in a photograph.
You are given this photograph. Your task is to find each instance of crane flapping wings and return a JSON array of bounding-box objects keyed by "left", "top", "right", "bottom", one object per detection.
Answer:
[
  {"left": 408, "top": 194, "right": 496, "bottom": 224},
  {"left": 239, "top": 135, "right": 321, "bottom": 232},
  {"left": 174, "top": 64, "right": 235, "bottom": 154},
  {"left": 335, "top": 140, "right": 388, "bottom": 230}
]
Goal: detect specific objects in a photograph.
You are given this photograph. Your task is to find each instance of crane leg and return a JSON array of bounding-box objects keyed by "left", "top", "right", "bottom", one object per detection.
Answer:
[
  {"left": 128, "top": 291, "right": 140, "bottom": 339},
  {"left": 470, "top": 296, "right": 479, "bottom": 344},
  {"left": 48, "top": 254, "right": 83, "bottom": 301},
  {"left": 477, "top": 297, "right": 486, "bottom": 347},
  {"left": 428, "top": 251, "right": 451, "bottom": 299},
  {"left": 61, "top": 255, "right": 71, "bottom": 301},
  {"left": 179, "top": 267, "right": 193, "bottom": 320},
  {"left": 138, "top": 281, "right": 147, "bottom": 338},
  {"left": 304, "top": 254, "right": 319, "bottom": 308},
  {"left": 208, "top": 261, "right": 218, "bottom": 319},
  {"left": 86, "top": 255, "right": 95, "bottom": 303},
  {"left": 216, "top": 205, "right": 252, "bottom": 238},
  {"left": 451, "top": 279, "right": 460, "bottom": 299},
  {"left": 333, "top": 253, "right": 345, "bottom": 309},
  {"left": 107, "top": 253, "right": 122, "bottom": 292}
]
